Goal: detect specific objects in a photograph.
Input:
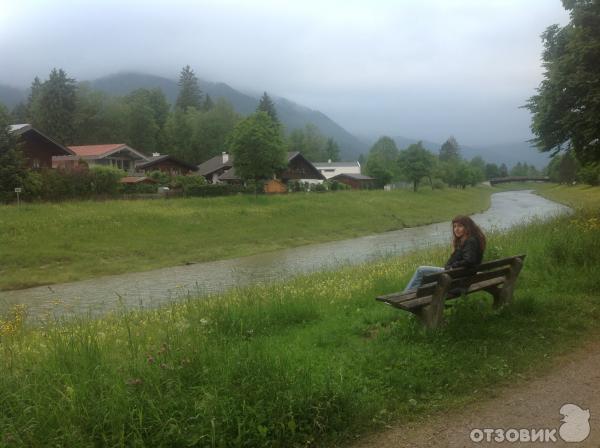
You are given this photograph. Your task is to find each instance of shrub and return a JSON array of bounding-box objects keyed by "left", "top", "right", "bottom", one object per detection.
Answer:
[
  {"left": 21, "top": 166, "right": 125, "bottom": 201},
  {"left": 147, "top": 170, "right": 170, "bottom": 185},
  {"left": 577, "top": 163, "right": 600, "bottom": 186},
  {"left": 288, "top": 180, "right": 305, "bottom": 192},
  {"left": 119, "top": 183, "right": 158, "bottom": 194},
  {"left": 186, "top": 183, "right": 231, "bottom": 197},
  {"left": 22, "top": 171, "right": 43, "bottom": 200},
  {"left": 314, "top": 183, "right": 327, "bottom": 192},
  {"left": 431, "top": 178, "right": 446, "bottom": 190},
  {"left": 170, "top": 175, "right": 206, "bottom": 192},
  {"left": 89, "top": 166, "right": 124, "bottom": 195}
]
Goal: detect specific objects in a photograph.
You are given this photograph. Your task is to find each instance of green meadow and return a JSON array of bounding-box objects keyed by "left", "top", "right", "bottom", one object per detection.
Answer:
[
  {"left": 0, "top": 185, "right": 598, "bottom": 446},
  {"left": 0, "top": 187, "right": 492, "bottom": 290}
]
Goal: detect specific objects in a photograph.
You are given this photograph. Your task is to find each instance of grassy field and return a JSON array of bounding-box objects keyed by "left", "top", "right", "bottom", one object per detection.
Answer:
[
  {"left": 0, "top": 187, "right": 493, "bottom": 290},
  {"left": 532, "top": 183, "right": 600, "bottom": 209},
  {"left": 0, "top": 186, "right": 598, "bottom": 446}
]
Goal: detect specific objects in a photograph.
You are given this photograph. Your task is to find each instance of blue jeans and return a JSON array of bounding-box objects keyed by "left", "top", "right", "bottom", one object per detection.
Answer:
[{"left": 404, "top": 266, "right": 444, "bottom": 292}]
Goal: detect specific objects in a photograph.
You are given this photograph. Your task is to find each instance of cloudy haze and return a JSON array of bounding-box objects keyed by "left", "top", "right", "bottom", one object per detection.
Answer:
[{"left": 0, "top": 0, "right": 569, "bottom": 146}]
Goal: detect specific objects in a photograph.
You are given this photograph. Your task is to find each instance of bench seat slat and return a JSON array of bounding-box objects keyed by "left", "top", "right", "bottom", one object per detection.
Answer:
[
  {"left": 397, "top": 276, "right": 506, "bottom": 311},
  {"left": 376, "top": 267, "right": 510, "bottom": 307}
]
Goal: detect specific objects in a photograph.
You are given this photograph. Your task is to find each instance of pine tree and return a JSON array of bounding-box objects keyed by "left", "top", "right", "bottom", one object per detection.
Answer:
[
  {"left": 203, "top": 94, "right": 214, "bottom": 111},
  {"left": 29, "top": 69, "right": 77, "bottom": 144},
  {"left": 26, "top": 76, "right": 42, "bottom": 122},
  {"left": 257, "top": 92, "right": 279, "bottom": 124},
  {"left": 439, "top": 136, "right": 460, "bottom": 162},
  {"left": 175, "top": 65, "right": 203, "bottom": 111}
]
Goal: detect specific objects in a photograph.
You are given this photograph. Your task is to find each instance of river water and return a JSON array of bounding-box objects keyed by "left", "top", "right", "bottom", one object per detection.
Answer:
[{"left": 0, "top": 190, "right": 571, "bottom": 321}]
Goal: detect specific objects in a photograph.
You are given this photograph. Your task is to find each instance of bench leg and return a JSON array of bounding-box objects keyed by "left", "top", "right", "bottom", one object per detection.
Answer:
[
  {"left": 485, "top": 285, "right": 503, "bottom": 309},
  {"left": 415, "top": 273, "right": 451, "bottom": 329},
  {"left": 497, "top": 258, "right": 524, "bottom": 307}
]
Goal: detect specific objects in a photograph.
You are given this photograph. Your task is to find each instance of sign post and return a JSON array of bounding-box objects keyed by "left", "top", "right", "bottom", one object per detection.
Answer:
[{"left": 14, "top": 187, "right": 21, "bottom": 207}]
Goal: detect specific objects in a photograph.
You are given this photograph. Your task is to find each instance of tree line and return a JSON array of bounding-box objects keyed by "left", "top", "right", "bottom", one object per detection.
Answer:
[
  {"left": 362, "top": 135, "right": 544, "bottom": 191},
  {"left": 4, "top": 65, "right": 342, "bottom": 166}
]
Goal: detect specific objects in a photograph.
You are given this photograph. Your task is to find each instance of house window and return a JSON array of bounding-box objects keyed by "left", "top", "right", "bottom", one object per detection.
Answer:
[{"left": 32, "top": 158, "right": 40, "bottom": 169}]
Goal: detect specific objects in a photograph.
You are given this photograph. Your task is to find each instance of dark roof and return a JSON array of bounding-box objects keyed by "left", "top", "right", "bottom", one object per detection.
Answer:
[
  {"left": 218, "top": 167, "right": 239, "bottom": 181},
  {"left": 137, "top": 155, "right": 197, "bottom": 171},
  {"left": 9, "top": 123, "right": 74, "bottom": 156},
  {"left": 197, "top": 154, "right": 234, "bottom": 176},
  {"left": 313, "top": 161, "right": 361, "bottom": 168},
  {"left": 330, "top": 173, "right": 375, "bottom": 181},
  {"left": 286, "top": 151, "right": 326, "bottom": 180},
  {"left": 214, "top": 152, "right": 324, "bottom": 181}
]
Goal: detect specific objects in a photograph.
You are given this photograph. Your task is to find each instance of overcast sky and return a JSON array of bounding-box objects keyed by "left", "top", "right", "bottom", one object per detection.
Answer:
[{"left": 0, "top": 0, "right": 570, "bottom": 146}]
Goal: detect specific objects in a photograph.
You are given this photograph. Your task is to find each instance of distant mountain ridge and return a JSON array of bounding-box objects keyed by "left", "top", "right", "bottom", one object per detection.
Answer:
[
  {"left": 89, "top": 73, "right": 368, "bottom": 160},
  {"left": 0, "top": 85, "right": 26, "bottom": 108},
  {"left": 0, "top": 73, "right": 549, "bottom": 167},
  {"left": 0, "top": 72, "right": 368, "bottom": 160}
]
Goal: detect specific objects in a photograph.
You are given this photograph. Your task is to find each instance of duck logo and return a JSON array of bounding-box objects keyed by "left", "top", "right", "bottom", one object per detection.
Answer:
[{"left": 559, "top": 403, "right": 590, "bottom": 443}]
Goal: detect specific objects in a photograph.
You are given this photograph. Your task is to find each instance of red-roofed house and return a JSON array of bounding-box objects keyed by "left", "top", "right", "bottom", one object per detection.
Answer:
[{"left": 53, "top": 144, "right": 149, "bottom": 172}]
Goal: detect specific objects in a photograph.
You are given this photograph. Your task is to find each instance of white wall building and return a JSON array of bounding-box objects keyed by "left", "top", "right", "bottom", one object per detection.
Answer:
[{"left": 312, "top": 160, "right": 361, "bottom": 180}]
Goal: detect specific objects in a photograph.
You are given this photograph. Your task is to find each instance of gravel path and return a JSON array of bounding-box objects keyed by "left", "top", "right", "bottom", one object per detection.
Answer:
[{"left": 352, "top": 339, "right": 600, "bottom": 447}]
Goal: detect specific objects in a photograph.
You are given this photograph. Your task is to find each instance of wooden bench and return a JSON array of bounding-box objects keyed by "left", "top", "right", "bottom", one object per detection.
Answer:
[{"left": 376, "top": 254, "right": 526, "bottom": 329}]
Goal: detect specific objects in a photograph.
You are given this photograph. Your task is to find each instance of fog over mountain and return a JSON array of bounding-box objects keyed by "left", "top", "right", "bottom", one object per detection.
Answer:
[
  {"left": 0, "top": 70, "right": 550, "bottom": 167},
  {"left": 1, "top": 0, "right": 569, "bottom": 165}
]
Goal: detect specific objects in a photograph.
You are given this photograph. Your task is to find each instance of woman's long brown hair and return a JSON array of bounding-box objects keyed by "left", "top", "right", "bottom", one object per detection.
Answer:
[{"left": 451, "top": 215, "right": 486, "bottom": 251}]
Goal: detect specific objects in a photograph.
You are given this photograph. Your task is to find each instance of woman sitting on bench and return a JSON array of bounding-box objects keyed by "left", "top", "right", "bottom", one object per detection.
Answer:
[{"left": 404, "top": 215, "right": 486, "bottom": 291}]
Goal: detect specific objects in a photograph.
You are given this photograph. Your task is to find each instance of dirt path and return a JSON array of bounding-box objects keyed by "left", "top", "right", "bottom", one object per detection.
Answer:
[{"left": 352, "top": 339, "right": 600, "bottom": 447}]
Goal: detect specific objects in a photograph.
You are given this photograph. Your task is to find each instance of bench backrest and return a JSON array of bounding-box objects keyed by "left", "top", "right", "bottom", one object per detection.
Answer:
[{"left": 417, "top": 254, "right": 526, "bottom": 298}]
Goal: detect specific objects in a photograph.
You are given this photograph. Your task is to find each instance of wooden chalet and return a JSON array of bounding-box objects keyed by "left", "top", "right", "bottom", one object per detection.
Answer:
[
  {"left": 9, "top": 124, "right": 74, "bottom": 169},
  {"left": 330, "top": 173, "right": 375, "bottom": 189},
  {"left": 281, "top": 152, "right": 326, "bottom": 183},
  {"left": 209, "top": 152, "right": 325, "bottom": 188},
  {"left": 197, "top": 152, "right": 234, "bottom": 183},
  {"left": 136, "top": 154, "right": 198, "bottom": 176}
]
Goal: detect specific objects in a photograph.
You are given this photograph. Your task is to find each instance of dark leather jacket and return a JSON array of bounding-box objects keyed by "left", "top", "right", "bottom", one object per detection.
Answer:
[{"left": 445, "top": 236, "right": 483, "bottom": 270}]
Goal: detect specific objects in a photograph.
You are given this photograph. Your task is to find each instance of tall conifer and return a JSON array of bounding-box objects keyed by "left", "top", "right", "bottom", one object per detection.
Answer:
[{"left": 175, "top": 65, "right": 203, "bottom": 111}]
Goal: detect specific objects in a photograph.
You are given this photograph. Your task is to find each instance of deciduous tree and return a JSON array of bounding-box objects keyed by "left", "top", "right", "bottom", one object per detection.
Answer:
[
  {"left": 398, "top": 142, "right": 435, "bottom": 191},
  {"left": 230, "top": 111, "right": 287, "bottom": 190},
  {"left": 525, "top": 0, "right": 600, "bottom": 164},
  {"left": 365, "top": 136, "right": 400, "bottom": 186}
]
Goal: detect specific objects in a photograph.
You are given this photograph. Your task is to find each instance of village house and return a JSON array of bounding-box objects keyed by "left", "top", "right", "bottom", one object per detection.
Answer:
[
  {"left": 9, "top": 124, "right": 74, "bottom": 169},
  {"left": 196, "top": 152, "right": 234, "bottom": 183},
  {"left": 329, "top": 173, "right": 375, "bottom": 189},
  {"left": 312, "top": 160, "right": 362, "bottom": 179},
  {"left": 207, "top": 152, "right": 325, "bottom": 187},
  {"left": 136, "top": 153, "right": 198, "bottom": 176},
  {"left": 53, "top": 144, "right": 149, "bottom": 173}
]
